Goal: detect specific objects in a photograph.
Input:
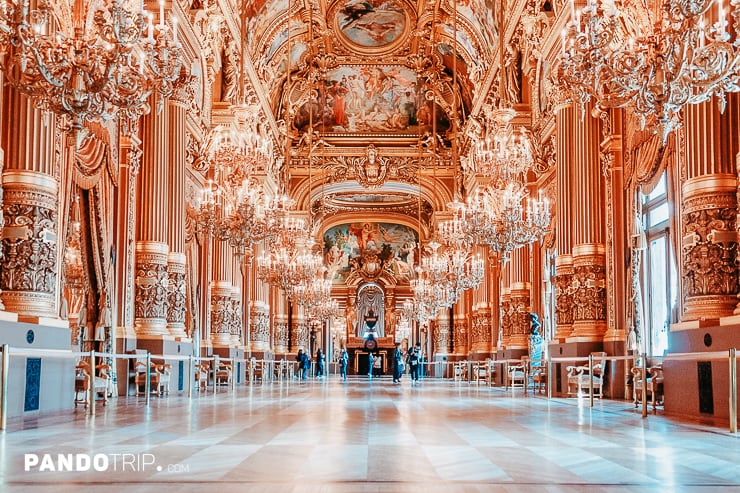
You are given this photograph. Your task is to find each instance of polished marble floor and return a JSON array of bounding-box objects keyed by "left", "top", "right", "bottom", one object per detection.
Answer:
[{"left": 1, "top": 376, "right": 738, "bottom": 492}]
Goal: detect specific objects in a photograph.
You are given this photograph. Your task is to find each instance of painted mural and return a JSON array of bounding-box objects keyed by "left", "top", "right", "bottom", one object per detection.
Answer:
[
  {"left": 335, "top": 0, "right": 408, "bottom": 48},
  {"left": 323, "top": 222, "right": 418, "bottom": 283},
  {"left": 294, "top": 65, "right": 450, "bottom": 134}
]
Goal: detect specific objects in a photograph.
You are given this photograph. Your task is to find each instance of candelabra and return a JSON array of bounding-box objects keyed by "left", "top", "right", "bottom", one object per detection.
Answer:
[
  {"left": 0, "top": 0, "right": 184, "bottom": 132},
  {"left": 556, "top": 0, "right": 740, "bottom": 142}
]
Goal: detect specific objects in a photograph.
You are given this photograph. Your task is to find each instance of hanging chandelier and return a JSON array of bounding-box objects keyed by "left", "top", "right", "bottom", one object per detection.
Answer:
[
  {"left": 0, "top": 0, "right": 184, "bottom": 131},
  {"left": 256, "top": 234, "right": 324, "bottom": 296},
  {"left": 471, "top": 108, "right": 535, "bottom": 183},
  {"left": 556, "top": 0, "right": 740, "bottom": 142}
]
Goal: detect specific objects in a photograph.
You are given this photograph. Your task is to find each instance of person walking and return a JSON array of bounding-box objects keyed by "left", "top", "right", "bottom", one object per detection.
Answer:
[
  {"left": 392, "top": 342, "right": 403, "bottom": 383},
  {"left": 368, "top": 351, "right": 374, "bottom": 379},
  {"left": 339, "top": 348, "right": 349, "bottom": 381},
  {"left": 316, "top": 348, "right": 325, "bottom": 378},
  {"left": 298, "top": 349, "right": 311, "bottom": 380}
]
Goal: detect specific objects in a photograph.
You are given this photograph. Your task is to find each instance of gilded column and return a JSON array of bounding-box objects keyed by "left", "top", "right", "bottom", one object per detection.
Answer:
[
  {"left": 681, "top": 98, "right": 738, "bottom": 321},
  {"left": 471, "top": 250, "right": 495, "bottom": 354},
  {"left": 166, "top": 88, "right": 189, "bottom": 339},
  {"left": 509, "top": 245, "right": 531, "bottom": 350},
  {"left": 570, "top": 103, "right": 607, "bottom": 340},
  {"left": 135, "top": 95, "right": 170, "bottom": 337},
  {"left": 453, "top": 293, "right": 468, "bottom": 355},
  {"left": 114, "top": 135, "right": 141, "bottom": 339},
  {"left": 210, "top": 238, "right": 233, "bottom": 345},
  {"left": 0, "top": 87, "right": 58, "bottom": 317},
  {"left": 553, "top": 103, "right": 576, "bottom": 341},
  {"left": 433, "top": 313, "right": 450, "bottom": 356}
]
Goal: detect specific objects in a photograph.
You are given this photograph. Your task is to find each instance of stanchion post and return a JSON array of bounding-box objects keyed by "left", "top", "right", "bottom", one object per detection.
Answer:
[
  {"left": 89, "top": 350, "right": 96, "bottom": 417},
  {"left": 231, "top": 360, "right": 236, "bottom": 392},
  {"left": 547, "top": 357, "right": 552, "bottom": 399},
  {"left": 213, "top": 356, "right": 218, "bottom": 392},
  {"left": 188, "top": 355, "right": 193, "bottom": 399},
  {"left": 641, "top": 353, "right": 647, "bottom": 418},
  {"left": 1, "top": 344, "right": 9, "bottom": 431},
  {"left": 504, "top": 361, "right": 509, "bottom": 390},
  {"left": 730, "top": 347, "right": 737, "bottom": 434},
  {"left": 588, "top": 353, "right": 594, "bottom": 408},
  {"left": 145, "top": 352, "right": 151, "bottom": 407}
]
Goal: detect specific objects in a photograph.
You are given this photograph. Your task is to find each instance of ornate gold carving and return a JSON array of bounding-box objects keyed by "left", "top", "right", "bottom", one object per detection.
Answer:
[
  {"left": 166, "top": 256, "right": 187, "bottom": 336},
  {"left": 134, "top": 243, "right": 169, "bottom": 335},
  {"left": 508, "top": 287, "right": 531, "bottom": 349},
  {"left": 275, "top": 315, "right": 289, "bottom": 352},
  {"left": 0, "top": 173, "right": 58, "bottom": 316},
  {"left": 469, "top": 308, "right": 492, "bottom": 352},
  {"left": 453, "top": 316, "right": 467, "bottom": 353},
  {"left": 571, "top": 253, "right": 607, "bottom": 327},
  {"left": 553, "top": 256, "right": 574, "bottom": 340},
  {"left": 682, "top": 191, "right": 738, "bottom": 320},
  {"left": 250, "top": 302, "right": 270, "bottom": 349},
  {"left": 210, "top": 282, "right": 232, "bottom": 345},
  {"left": 434, "top": 319, "right": 450, "bottom": 355}
]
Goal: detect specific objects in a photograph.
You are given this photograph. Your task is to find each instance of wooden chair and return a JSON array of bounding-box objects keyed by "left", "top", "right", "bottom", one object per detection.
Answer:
[
  {"left": 453, "top": 361, "right": 468, "bottom": 381},
  {"left": 472, "top": 360, "right": 492, "bottom": 385},
  {"left": 567, "top": 352, "right": 607, "bottom": 398},
  {"left": 157, "top": 363, "right": 172, "bottom": 394},
  {"left": 74, "top": 361, "right": 110, "bottom": 407},
  {"left": 508, "top": 357, "right": 528, "bottom": 388},
  {"left": 530, "top": 359, "right": 547, "bottom": 393},
  {"left": 194, "top": 363, "right": 210, "bottom": 390},
  {"left": 216, "top": 362, "right": 232, "bottom": 386},
  {"left": 632, "top": 365, "right": 664, "bottom": 413},
  {"left": 134, "top": 361, "right": 161, "bottom": 395}
]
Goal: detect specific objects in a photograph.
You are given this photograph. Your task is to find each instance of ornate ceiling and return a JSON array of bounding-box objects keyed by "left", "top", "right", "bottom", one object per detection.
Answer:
[{"left": 208, "top": 0, "right": 536, "bottom": 237}]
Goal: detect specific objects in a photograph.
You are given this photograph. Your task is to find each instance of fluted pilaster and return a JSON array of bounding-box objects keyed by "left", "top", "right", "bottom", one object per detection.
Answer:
[
  {"left": 166, "top": 95, "right": 187, "bottom": 338},
  {"left": 570, "top": 103, "right": 607, "bottom": 340},
  {"left": 1, "top": 86, "right": 58, "bottom": 317},
  {"left": 135, "top": 95, "right": 169, "bottom": 336},
  {"left": 508, "top": 246, "right": 531, "bottom": 349},
  {"left": 680, "top": 99, "right": 738, "bottom": 321}
]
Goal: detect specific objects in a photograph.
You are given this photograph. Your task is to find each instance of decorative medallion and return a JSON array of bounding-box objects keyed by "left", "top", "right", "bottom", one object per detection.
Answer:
[{"left": 332, "top": 0, "right": 410, "bottom": 53}]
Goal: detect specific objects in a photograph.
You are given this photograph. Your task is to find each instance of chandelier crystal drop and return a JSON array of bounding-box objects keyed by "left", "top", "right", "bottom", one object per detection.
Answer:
[
  {"left": 0, "top": 0, "right": 184, "bottom": 131},
  {"left": 556, "top": 0, "right": 740, "bottom": 141}
]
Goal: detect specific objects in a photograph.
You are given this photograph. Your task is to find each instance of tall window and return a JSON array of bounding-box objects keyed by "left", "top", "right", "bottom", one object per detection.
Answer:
[{"left": 641, "top": 173, "right": 677, "bottom": 356}]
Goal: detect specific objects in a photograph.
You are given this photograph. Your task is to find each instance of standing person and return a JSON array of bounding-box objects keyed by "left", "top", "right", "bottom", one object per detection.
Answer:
[
  {"left": 296, "top": 349, "right": 305, "bottom": 380},
  {"left": 316, "top": 348, "right": 325, "bottom": 379},
  {"left": 301, "top": 350, "right": 311, "bottom": 380},
  {"left": 415, "top": 342, "right": 423, "bottom": 380},
  {"left": 407, "top": 345, "right": 420, "bottom": 384},
  {"left": 392, "top": 342, "right": 403, "bottom": 384},
  {"left": 339, "top": 348, "right": 349, "bottom": 381},
  {"left": 368, "top": 351, "right": 374, "bottom": 379}
]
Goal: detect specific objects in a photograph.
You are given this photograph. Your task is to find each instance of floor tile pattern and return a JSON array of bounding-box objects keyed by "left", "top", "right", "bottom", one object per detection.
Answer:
[{"left": 1, "top": 377, "right": 738, "bottom": 492}]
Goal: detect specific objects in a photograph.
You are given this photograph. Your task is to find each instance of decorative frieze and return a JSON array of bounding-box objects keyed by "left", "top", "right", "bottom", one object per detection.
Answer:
[{"left": 0, "top": 171, "right": 58, "bottom": 316}]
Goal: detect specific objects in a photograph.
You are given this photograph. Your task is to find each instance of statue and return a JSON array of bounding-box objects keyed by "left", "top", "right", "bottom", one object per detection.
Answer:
[{"left": 528, "top": 313, "right": 543, "bottom": 362}]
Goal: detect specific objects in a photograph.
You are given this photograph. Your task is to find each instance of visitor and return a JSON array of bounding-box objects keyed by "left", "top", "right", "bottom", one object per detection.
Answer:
[
  {"left": 316, "top": 348, "right": 325, "bottom": 378},
  {"left": 368, "top": 351, "right": 374, "bottom": 379},
  {"left": 339, "top": 348, "right": 349, "bottom": 381},
  {"left": 407, "top": 345, "right": 420, "bottom": 383},
  {"left": 393, "top": 342, "right": 403, "bottom": 383}
]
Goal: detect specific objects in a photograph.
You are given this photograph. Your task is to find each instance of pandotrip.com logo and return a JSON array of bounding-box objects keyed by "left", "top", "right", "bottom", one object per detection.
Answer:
[{"left": 24, "top": 453, "right": 189, "bottom": 473}]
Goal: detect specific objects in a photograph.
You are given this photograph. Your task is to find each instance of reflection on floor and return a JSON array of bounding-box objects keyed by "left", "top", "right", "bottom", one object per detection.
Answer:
[{"left": 1, "top": 377, "right": 738, "bottom": 492}]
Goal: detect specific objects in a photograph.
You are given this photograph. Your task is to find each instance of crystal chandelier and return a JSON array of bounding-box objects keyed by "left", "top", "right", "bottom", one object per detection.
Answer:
[
  {"left": 256, "top": 234, "right": 324, "bottom": 296},
  {"left": 0, "top": 0, "right": 183, "bottom": 131},
  {"left": 467, "top": 183, "right": 550, "bottom": 263},
  {"left": 471, "top": 108, "right": 534, "bottom": 183},
  {"left": 556, "top": 0, "right": 740, "bottom": 141}
]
